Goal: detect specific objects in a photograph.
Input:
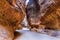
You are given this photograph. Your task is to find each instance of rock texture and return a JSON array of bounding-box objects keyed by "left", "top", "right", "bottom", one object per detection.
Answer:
[
  {"left": 41, "top": 0, "right": 60, "bottom": 30},
  {"left": 0, "top": 0, "right": 25, "bottom": 40}
]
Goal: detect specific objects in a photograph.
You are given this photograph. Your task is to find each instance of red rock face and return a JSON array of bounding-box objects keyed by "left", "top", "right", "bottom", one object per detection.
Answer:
[
  {"left": 26, "top": 0, "right": 60, "bottom": 31},
  {"left": 0, "top": 0, "right": 25, "bottom": 40},
  {"left": 40, "top": 0, "right": 60, "bottom": 30},
  {"left": 0, "top": 0, "right": 25, "bottom": 29}
]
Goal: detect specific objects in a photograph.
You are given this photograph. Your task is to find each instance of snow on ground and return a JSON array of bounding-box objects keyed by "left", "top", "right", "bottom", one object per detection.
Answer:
[{"left": 14, "top": 28, "right": 60, "bottom": 40}]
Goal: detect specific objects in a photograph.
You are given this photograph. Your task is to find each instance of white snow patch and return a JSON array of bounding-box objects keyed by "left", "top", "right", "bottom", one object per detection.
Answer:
[{"left": 15, "top": 30, "right": 60, "bottom": 40}]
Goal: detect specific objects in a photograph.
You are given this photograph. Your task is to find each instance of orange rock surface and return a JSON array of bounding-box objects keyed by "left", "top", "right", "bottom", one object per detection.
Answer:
[
  {"left": 41, "top": 0, "right": 60, "bottom": 30},
  {"left": 0, "top": 0, "right": 25, "bottom": 40}
]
